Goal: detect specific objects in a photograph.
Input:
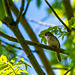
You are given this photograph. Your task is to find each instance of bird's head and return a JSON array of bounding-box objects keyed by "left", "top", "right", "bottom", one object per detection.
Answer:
[{"left": 42, "top": 32, "right": 53, "bottom": 37}]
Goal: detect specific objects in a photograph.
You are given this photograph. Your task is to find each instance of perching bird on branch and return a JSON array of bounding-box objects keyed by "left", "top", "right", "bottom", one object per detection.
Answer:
[{"left": 42, "top": 32, "right": 61, "bottom": 62}]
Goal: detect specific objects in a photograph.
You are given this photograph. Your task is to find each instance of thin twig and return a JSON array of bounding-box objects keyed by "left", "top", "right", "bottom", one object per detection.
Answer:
[
  {"left": 23, "top": 2, "right": 30, "bottom": 16},
  {"left": 0, "top": 31, "right": 68, "bottom": 55},
  {"left": 53, "top": 67, "right": 68, "bottom": 70},
  {"left": 16, "top": 0, "right": 25, "bottom": 25},
  {"left": 45, "top": 0, "right": 70, "bottom": 32},
  {"left": 41, "top": 65, "right": 69, "bottom": 70},
  {"left": 64, "top": 68, "right": 71, "bottom": 75},
  {"left": 0, "top": 39, "right": 22, "bottom": 50},
  {"left": 27, "top": 18, "right": 63, "bottom": 27}
]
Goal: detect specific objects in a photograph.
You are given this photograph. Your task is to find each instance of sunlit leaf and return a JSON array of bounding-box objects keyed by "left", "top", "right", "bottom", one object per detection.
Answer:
[{"left": 0, "top": 55, "right": 29, "bottom": 74}]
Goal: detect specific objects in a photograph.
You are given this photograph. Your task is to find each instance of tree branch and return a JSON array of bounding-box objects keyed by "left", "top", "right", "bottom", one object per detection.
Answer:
[
  {"left": 16, "top": 0, "right": 25, "bottom": 25},
  {"left": 52, "top": 67, "right": 68, "bottom": 70},
  {"left": 26, "top": 18, "right": 62, "bottom": 27},
  {"left": 0, "top": 39, "right": 22, "bottom": 50},
  {"left": 0, "top": 31, "right": 68, "bottom": 55},
  {"left": 45, "top": 0, "right": 70, "bottom": 32},
  {"left": 23, "top": 2, "right": 30, "bottom": 16}
]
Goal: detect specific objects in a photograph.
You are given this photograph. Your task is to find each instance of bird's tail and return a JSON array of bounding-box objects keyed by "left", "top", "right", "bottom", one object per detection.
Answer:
[{"left": 56, "top": 52, "right": 61, "bottom": 62}]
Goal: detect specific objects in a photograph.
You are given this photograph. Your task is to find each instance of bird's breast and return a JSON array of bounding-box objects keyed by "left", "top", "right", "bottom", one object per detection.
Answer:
[{"left": 47, "top": 36, "right": 59, "bottom": 48}]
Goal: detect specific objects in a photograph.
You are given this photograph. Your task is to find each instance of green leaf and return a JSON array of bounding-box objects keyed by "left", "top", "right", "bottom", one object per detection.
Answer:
[
  {"left": 38, "top": 29, "right": 49, "bottom": 37},
  {"left": 18, "top": 60, "right": 31, "bottom": 67},
  {"left": 46, "top": 8, "right": 52, "bottom": 14},
  {"left": 41, "top": 37, "right": 47, "bottom": 44},
  {"left": 53, "top": 26, "right": 58, "bottom": 29},
  {"left": 27, "top": 0, "right": 32, "bottom": 2},
  {"left": 44, "top": 38, "right": 47, "bottom": 44},
  {"left": 62, "top": 35, "right": 64, "bottom": 40},
  {"left": 0, "top": 64, "right": 8, "bottom": 70},
  {"left": 36, "top": 0, "right": 41, "bottom": 7},
  {"left": 41, "top": 37, "right": 44, "bottom": 43},
  {"left": 48, "top": 27, "right": 53, "bottom": 30},
  {"left": 69, "top": 17, "right": 75, "bottom": 25},
  {"left": 68, "top": 17, "right": 75, "bottom": 29},
  {"left": 0, "top": 0, "right": 6, "bottom": 20}
]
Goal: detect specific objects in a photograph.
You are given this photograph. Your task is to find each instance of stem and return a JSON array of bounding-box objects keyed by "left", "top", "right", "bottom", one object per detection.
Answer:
[
  {"left": 45, "top": 0, "right": 70, "bottom": 32},
  {"left": 23, "top": 2, "right": 30, "bottom": 16}
]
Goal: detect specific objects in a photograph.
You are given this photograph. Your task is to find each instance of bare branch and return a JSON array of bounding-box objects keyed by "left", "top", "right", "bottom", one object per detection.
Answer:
[
  {"left": 45, "top": 0, "right": 70, "bottom": 32},
  {"left": 23, "top": 2, "right": 30, "bottom": 16},
  {"left": 0, "top": 31, "right": 17, "bottom": 42},
  {"left": 16, "top": 0, "right": 25, "bottom": 25},
  {"left": 0, "top": 39, "right": 22, "bottom": 50},
  {"left": 52, "top": 67, "right": 68, "bottom": 70},
  {"left": 26, "top": 18, "right": 63, "bottom": 27}
]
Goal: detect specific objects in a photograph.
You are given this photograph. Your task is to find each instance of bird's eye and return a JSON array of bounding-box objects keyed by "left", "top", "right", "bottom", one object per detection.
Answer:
[{"left": 45, "top": 33, "right": 47, "bottom": 36}]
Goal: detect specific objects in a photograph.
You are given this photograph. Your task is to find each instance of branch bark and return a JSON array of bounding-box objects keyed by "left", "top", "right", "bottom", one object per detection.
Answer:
[{"left": 23, "top": 1, "right": 30, "bottom": 16}]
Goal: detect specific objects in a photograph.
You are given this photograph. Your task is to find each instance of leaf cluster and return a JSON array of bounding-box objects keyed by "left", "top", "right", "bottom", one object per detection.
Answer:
[
  {"left": 0, "top": 54, "right": 30, "bottom": 75},
  {"left": 68, "top": 17, "right": 75, "bottom": 29},
  {"left": 46, "top": 0, "right": 65, "bottom": 17},
  {"left": 39, "top": 26, "right": 68, "bottom": 44}
]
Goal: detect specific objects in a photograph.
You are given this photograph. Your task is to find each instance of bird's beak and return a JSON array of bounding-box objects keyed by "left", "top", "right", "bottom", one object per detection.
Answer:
[{"left": 42, "top": 34, "right": 45, "bottom": 37}]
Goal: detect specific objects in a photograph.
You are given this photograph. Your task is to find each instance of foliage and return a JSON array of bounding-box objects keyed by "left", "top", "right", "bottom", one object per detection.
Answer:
[
  {"left": 46, "top": 0, "right": 65, "bottom": 17},
  {"left": 39, "top": 26, "right": 68, "bottom": 44},
  {"left": 0, "top": 41, "right": 16, "bottom": 60},
  {"left": 64, "top": 30, "right": 75, "bottom": 75},
  {"left": 0, "top": 54, "right": 30, "bottom": 75},
  {"left": 68, "top": 17, "right": 75, "bottom": 29}
]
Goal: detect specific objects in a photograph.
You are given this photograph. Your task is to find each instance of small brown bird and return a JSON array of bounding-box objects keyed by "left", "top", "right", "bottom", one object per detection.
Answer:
[{"left": 43, "top": 32, "right": 61, "bottom": 62}]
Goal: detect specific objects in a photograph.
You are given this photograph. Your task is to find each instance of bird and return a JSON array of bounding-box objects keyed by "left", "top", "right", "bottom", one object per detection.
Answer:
[{"left": 42, "top": 32, "right": 61, "bottom": 62}]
